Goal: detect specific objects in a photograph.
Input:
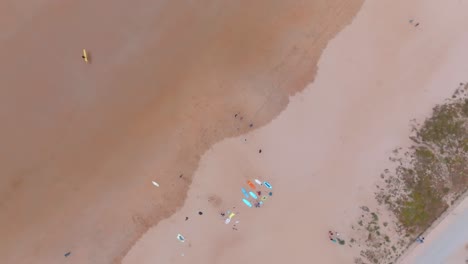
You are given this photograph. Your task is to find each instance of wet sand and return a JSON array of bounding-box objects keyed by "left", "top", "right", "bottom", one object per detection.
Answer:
[
  {"left": 123, "top": 0, "right": 468, "bottom": 263},
  {"left": 0, "top": 0, "right": 362, "bottom": 263}
]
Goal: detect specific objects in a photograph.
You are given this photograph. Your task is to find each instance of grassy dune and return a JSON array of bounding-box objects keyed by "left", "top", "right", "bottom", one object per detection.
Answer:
[{"left": 352, "top": 84, "right": 468, "bottom": 264}]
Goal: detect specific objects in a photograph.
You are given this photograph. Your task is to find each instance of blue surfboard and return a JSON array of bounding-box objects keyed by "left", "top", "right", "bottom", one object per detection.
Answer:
[
  {"left": 249, "top": 191, "right": 258, "bottom": 199},
  {"left": 242, "top": 198, "right": 253, "bottom": 208},
  {"left": 241, "top": 188, "right": 249, "bottom": 199},
  {"left": 264, "top": 181, "right": 272, "bottom": 189}
]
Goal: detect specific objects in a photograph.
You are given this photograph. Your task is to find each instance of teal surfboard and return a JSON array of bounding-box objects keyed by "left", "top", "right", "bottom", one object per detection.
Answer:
[
  {"left": 249, "top": 191, "right": 258, "bottom": 199},
  {"left": 242, "top": 198, "right": 253, "bottom": 207}
]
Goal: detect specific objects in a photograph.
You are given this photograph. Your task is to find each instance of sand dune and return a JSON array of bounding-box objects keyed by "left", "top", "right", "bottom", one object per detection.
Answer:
[{"left": 0, "top": 0, "right": 362, "bottom": 263}]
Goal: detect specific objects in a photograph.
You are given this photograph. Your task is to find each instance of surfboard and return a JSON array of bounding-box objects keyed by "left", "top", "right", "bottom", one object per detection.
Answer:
[
  {"left": 249, "top": 191, "right": 258, "bottom": 199},
  {"left": 241, "top": 188, "right": 249, "bottom": 199},
  {"left": 151, "top": 181, "right": 159, "bottom": 187},
  {"left": 247, "top": 180, "right": 256, "bottom": 190},
  {"left": 177, "top": 234, "right": 185, "bottom": 242},
  {"left": 82, "top": 49, "right": 89, "bottom": 63},
  {"left": 242, "top": 198, "right": 252, "bottom": 208},
  {"left": 264, "top": 181, "right": 272, "bottom": 189},
  {"left": 254, "top": 179, "right": 262, "bottom": 185}
]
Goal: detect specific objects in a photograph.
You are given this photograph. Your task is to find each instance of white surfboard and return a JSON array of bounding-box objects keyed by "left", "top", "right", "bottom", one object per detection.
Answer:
[
  {"left": 152, "top": 181, "right": 159, "bottom": 187},
  {"left": 177, "top": 234, "right": 185, "bottom": 242}
]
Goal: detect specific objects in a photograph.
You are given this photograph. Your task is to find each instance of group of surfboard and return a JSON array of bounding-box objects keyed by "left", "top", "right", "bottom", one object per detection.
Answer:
[{"left": 242, "top": 179, "right": 272, "bottom": 208}]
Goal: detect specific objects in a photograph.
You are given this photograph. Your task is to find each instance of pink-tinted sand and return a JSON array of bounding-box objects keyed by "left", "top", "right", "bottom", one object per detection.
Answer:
[
  {"left": 0, "top": 0, "right": 362, "bottom": 263},
  {"left": 123, "top": 0, "right": 468, "bottom": 263},
  {"left": 2, "top": 0, "right": 468, "bottom": 263}
]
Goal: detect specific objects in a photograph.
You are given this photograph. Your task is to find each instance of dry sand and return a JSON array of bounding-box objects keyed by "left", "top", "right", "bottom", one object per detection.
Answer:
[
  {"left": 0, "top": 0, "right": 362, "bottom": 263},
  {"left": 123, "top": 0, "right": 468, "bottom": 263}
]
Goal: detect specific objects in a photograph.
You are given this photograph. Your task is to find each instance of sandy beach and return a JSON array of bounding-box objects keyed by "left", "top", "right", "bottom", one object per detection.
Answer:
[
  {"left": 2, "top": 0, "right": 468, "bottom": 263},
  {"left": 123, "top": 0, "right": 468, "bottom": 263},
  {"left": 0, "top": 0, "right": 362, "bottom": 263}
]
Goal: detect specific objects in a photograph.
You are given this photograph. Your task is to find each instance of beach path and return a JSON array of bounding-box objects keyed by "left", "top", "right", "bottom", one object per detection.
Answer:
[{"left": 399, "top": 196, "right": 468, "bottom": 264}]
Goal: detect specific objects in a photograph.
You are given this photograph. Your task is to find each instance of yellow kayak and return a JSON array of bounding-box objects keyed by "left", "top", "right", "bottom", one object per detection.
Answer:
[{"left": 82, "top": 49, "right": 89, "bottom": 63}]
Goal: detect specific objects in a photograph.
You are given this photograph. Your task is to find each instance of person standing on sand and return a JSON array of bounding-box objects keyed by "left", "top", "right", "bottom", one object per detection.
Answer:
[{"left": 328, "top": 231, "right": 337, "bottom": 242}]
